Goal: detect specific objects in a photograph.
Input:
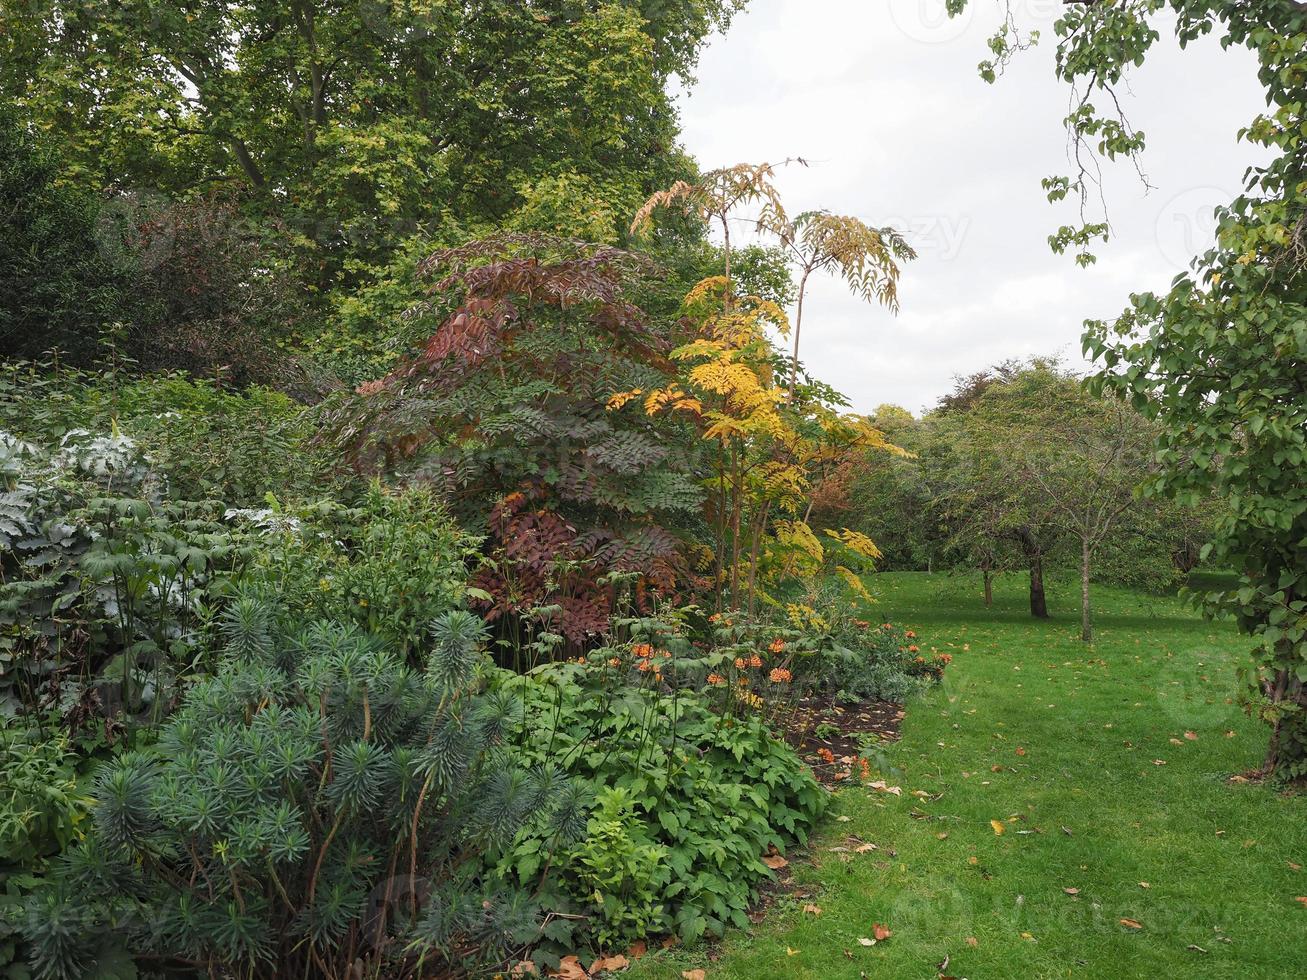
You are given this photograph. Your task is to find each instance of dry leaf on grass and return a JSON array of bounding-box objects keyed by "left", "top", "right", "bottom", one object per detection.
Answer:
[
  {"left": 762, "top": 854, "right": 788, "bottom": 870},
  {"left": 1295, "top": 896, "right": 1307, "bottom": 906},
  {"left": 990, "top": 819, "right": 1006, "bottom": 836},
  {"left": 1185, "top": 731, "right": 1199, "bottom": 740},
  {"left": 965, "top": 936, "right": 978, "bottom": 948},
  {"left": 802, "top": 904, "right": 822, "bottom": 916},
  {"left": 681, "top": 971, "right": 706, "bottom": 980},
  {"left": 872, "top": 923, "right": 892, "bottom": 941},
  {"left": 511, "top": 962, "right": 538, "bottom": 976},
  {"left": 628, "top": 941, "right": 647, "bottom": 960},
  {"left": 1062, "top": 887, "right": 1080, "bottom": 895},
  {"left": 1120, "top": 918, "right": 1143, "bottom": 930},
  {"left": 589, "top": 954, "right": 629, "bottom": 974}
]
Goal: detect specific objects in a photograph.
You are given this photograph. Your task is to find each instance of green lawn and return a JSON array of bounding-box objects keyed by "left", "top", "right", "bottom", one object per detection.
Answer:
[{"left": 628, "top": 572, "right": 1307, "bottom": 979}]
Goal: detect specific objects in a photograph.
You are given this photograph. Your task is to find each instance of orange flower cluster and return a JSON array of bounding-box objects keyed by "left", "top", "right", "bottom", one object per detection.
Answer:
[
  {"left": 608, "top": 657, "right": 621, "bottom": 668},
  {"left": 632, "top": 643, "right": 653, "bottom": 659},
  {"left": 707, "top": 673, "right": 726, "bottom": 685},
  {"left": 769, "top": 638, "right": 786, "bottom": 653},
  {"left": 817, "top": 747, "right": 836, "bottom": 764},
  {"left": 734, "top": 654, "right": 764, "bottom": 670},
  {"left": 905, "top": 630, "right": 917, "bottom": 639},
  {"left": 937, "top": 653, "right": 953, "bottom": 665},
  {"left": 768, "top": 667, "right": 792, "bottom": 684},
  {"left": 907, "top": 644, "right": 919, "bottom": 653}
]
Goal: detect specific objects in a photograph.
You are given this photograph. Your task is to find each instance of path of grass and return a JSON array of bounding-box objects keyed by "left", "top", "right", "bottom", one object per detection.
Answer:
[{"left": 628, "top": 573, "right": 1307, "bottom": 979}]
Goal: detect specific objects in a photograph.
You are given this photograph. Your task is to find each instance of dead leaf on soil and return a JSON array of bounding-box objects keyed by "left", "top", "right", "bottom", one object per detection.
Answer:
[
  {"left": 589, "top": 954, "right": 629, "bottom": 974},
  {"left": 762, "top": 854, "right": 788, "bottom": 870}
]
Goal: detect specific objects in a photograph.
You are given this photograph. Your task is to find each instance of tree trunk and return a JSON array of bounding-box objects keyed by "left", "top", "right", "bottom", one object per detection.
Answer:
[
  {"left": 1262, "top": 668, "right": 1307, "bottom": 776},
  {"left": 1080, "top": 536, "right": 1092, "bottom": 643},
  {"left": 983, "top": 569, "right": 993, "bottom": 608},
  {"left": 1029, "top": 555, "right": 1048, "bottom": 619}
]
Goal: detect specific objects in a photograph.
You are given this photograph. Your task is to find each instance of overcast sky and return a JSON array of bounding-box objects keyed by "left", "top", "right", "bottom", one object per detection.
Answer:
[{"left": 670, "top": 0, "right": 1268, "bottom": 415}]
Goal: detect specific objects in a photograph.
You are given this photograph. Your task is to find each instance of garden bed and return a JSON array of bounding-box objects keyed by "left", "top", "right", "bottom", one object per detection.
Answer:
[{"left": 780, "top": 693, "right": 905, "bottom": 786}]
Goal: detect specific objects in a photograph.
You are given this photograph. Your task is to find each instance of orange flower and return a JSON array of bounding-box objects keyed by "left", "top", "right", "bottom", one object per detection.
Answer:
[
  {"left": 636, "top": 661, "right": 652, "bottom": 672},
  {"left": 707, "top": 673, "right": 725, "bottom": 685},
  {"left": 608, "top": 657, "right": 621, "bottom": 668},
  {"left": 738, "top": 676, "right": 749, "bottom": 686},
  {"left": 769, "top": 638, "right": 786, "bottom": 653},
  {"left": 769, "top": 667, "right": 792, "bottom": 684},
  {"left": 734, "top": 657, "right": 746, "bottom": 670},
  {"left": 908, "top": 644, "right": 919, "bottom": 653},
  {"left": 660, "top": 650, "right": 672, "bottom": 659},
  {"left": 632, "top": 643, "right": 653, "bottom": 659},
  {"left": 905, "top": 630, "right": 917, "bottom": 639},
  {"left": 749, "top": 654, "right": 763, "bottom": 668},
  {"left": 938, "top": 653, "right": 953, "bottom": 664},
  {"left": 817, "top": 748, "right": 836, "bottom": 764}
]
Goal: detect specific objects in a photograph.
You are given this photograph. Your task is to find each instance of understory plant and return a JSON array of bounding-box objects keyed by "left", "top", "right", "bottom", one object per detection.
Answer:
[
  {"left": 495, "top": 634, "right": 825, "bottom": 954},
  {"left": 21, "top": 600, "right": 588, "bottom": 980}
]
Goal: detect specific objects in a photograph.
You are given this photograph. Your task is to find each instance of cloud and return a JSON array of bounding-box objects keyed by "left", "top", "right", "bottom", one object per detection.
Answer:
[{"left": 673, "top": 0, "right": 1268, "bottom": 413}]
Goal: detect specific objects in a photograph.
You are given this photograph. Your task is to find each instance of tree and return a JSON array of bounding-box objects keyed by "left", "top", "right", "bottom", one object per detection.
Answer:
[
  {"left": 962, "top": 366, "right": 1158, "bottom": 642},
  {"left": 1, "top": 1, "right": 740, "bottom": 289},
  {"left": 954, "top": 0, "right": 1307, "bottom": 778},
  {"left": 0, "top": 110, "right": 126, "bottom": 362},
  {"left": 775, "top": 212, "right": 915, "bottom": 396}
]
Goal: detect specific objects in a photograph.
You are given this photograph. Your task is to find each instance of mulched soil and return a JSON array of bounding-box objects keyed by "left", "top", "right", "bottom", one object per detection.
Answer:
[{"left": 778, "top": 692, "right": 905, "bottom": 786}]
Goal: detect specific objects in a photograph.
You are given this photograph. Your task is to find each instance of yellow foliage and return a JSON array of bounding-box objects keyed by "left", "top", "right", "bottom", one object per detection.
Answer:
[
  {"left": 825, "top": 528, "right": 883, "bottom": 561},
  {"left": 835, "top": 565, "right": 874, "bottom": 603},
  {"left": 606, "top": 389, "right": 643, "bottom": 411}
]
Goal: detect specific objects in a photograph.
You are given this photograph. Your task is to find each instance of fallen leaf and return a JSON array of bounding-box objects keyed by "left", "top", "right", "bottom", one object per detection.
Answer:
[
  {"left": 785, "top": 947, "right": 800, "bottom": 956},
  {"left": 1020, "top": 932, "right": 1035, "bottom": 941},
  {"left": 551, "top": 955, "right": 588, "bottom": 980},
  {"left": 1295, "top": 897, "right": 1307, "bottom": 907},
  {"left": 1185, "top": 731, "right": 1199, "bottom": 740},
  {"left": 1290, "top": 862, "right": 1303, "bottom": 872},
  {"left": 628, "top": 941, "right": 647, "bottom": 960},
  {"left": 1120, "top": 918, "right": 1143, "bottom": 930},
  {"left": 1169, "top": 738, "right": 1183, "bottom": 746},
  {"left": 843, "top": 949, "right": 853, "bottom": 959},
  {"left": 1139, "top": 882, "right": 1150, "bottom": 889},
  {"left": 1224, "top": 730, "right": 1236, "bottom": 738},
  {"left": 990, "top": 819, "right": 1006, "bottom": 836},
  {"left": 1015, "top": 747, "right": 1026, "bottom": 756},
  {"left": 1152, "top": 759, "right": 1167, "bottom": 766},
  {"left": 854, "top": 842, "right": 878, "bottom": 853},
  {"left": 762, "top": 854, "right": 788, "bottom": 870},
  {"left": 802, "top": 904, "right": 822, "bottom": 916},
  {"left": 1061, "top": 826, "right": 1073, "bottom": 836},
  {"left": 1063, "top": 887, "right": 1080, "bottom": 895},
  {"left": 661, "top": 936, "right": 679, "bottom": 950},
  {"left": 590, "top": 954, "right": 629, "bottom": 974},
  {"left": 936, "top": 832, "right": 949, "bottom": 840},
  {"left": 1187, "top": 944, "right": 1209, "bottom": 954},
  {"left": 968, "top": 856, "right": 979, "bottom": 865},
  {"left": 837, "top": 815, "right": 852, "bottom": 822},
  {"left": 872, "top": 923, "right": 892, "bottom": 942},
  {"left": 681, "top": 972, "right": 705, "bottom": 980},
  {"left": 857, "top": 938, "right": 874, "bottom": 947},
  {"left": 511, "top": 962, "right": 538, "bottom": 976},
  {"left": 965, "top": 937, "right": 978, "bottom": 948}
]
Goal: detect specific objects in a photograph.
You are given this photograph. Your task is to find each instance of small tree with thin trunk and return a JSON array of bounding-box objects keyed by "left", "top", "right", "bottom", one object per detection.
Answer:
[{"left": 963, "top": 365, "right": 1158, "bottom": 642}]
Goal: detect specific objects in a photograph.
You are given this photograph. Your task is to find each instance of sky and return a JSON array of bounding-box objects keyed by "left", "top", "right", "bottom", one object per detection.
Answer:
[{"left": 670, "top": 0, "right": 1269, "bottom": 415}]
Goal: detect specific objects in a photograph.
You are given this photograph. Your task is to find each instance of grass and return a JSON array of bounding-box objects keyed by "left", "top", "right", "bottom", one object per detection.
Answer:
[{"left": 627, "top": 572, "right": 1307, "bottom": 979}]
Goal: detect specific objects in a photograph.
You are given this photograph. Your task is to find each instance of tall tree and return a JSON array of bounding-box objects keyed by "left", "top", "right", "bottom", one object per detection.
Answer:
[
  {"left": 954, "top": 0, "right": 1307, "bottom": 779},
  {"left": 1, "top": 1, "right": 743, "bottom": 284}
]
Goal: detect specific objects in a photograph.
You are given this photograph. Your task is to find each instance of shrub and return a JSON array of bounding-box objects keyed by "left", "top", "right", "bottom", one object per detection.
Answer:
[
  {"left": 0, "top": 428, "right": 240, "bottom": 726},
  {"left": 21, "top": 602, "right": 588, "bottom": 979},
  {"left": 496, "top": 644, "right": 825, "bottom": 953},
  {"left": 228, "top": 484, "right": 479, "bottom": 661},
  {"left": 825, "top": 622, "right": 944, "bottom": 704}
]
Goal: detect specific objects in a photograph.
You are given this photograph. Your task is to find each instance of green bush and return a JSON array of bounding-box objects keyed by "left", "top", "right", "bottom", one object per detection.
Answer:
[
  {"left": 823, "top": 622, "right": 943, "bottom": 704},
  {"left": 0, "top": 362, "right": 337, "bottom": 507},
  {"left": 496, "top": 650, "right": 825, "bottom": 951},
  {"left": 22, "top": 603, "right": 587, "bottom": 979},
  {"left": 228, "top": 484, "right": 480, "bottom": 660}
]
